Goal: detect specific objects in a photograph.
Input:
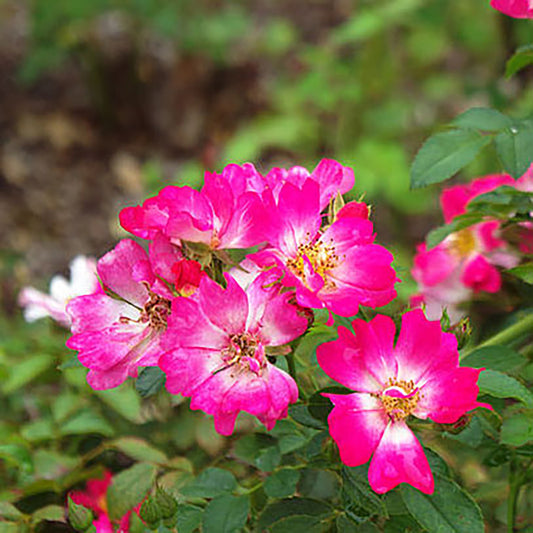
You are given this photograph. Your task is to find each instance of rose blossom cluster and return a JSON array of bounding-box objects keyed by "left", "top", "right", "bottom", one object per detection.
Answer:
[
  {"left": 25, "top": 158, "right": 492, "bottom": 496},
  {"left": 411, "top": 173, "right": 530, "bottom": 321},
  {"left": 64, "top": 159, "right": 399, "bottom": 436}
]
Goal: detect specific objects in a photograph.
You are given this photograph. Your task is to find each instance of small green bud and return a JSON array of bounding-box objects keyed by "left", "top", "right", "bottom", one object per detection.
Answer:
[
  {"left": 139, "top": 495, "right": 161, "bottom": 529},
  {"left": 155, "top": 486, "right": 178, "bottom": 519},
  {"left": 68, "top": 496, "right": 94, "bottom": 532}
]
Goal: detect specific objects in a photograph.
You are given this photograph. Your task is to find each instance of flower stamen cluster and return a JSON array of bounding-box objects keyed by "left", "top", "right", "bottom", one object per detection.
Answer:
[
  {"left": 221, "top": 332, "right": 264, "bottom": 376},
  {"left": 379, "top": 378, "right": 420, "bottom": 421},
  {"left": 286, "top": 237, "right": 340, "bottom": 285},
  {"left": 140, "top": 289, "right": 172, "bottom": 330}
]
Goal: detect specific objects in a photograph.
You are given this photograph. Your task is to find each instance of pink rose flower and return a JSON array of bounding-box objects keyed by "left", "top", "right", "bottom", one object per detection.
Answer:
[
  {"left": 412, "top": 174, "right": 519, "bottom": 320},
  {"left": 317, "top": 310, "right": 490, "bottom": 494},
  {"left": 251, "top": 178, "right": 397, "bottom": 317},
  {"left": 70, "top": 471, "right": 138, "bottom": 532},
  {"left": 262, "top": 158, "right": 355, "bottom": 210},
  {"left": 18, "top": 255, "right": 101, "bottom": 328},
  {"left": 490, "top": 0, "right": 533, "bottom": 18},
  {"left": 119, "top": 163, "right": 265, "bottom": 250},
  {"left": 66, "top": 237, "right": 193, "bottom": 390},
  {"left": 159, "top": 271, "right": 309, "bottom": 435}
]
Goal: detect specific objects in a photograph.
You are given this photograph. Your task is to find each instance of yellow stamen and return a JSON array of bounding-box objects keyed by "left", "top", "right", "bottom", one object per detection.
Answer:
[
  {"left": 378, "top": 378, "right": 420, "bottom": 421},
  {"left": 447, "top": 229, "right": 477, "bottom": 258}
]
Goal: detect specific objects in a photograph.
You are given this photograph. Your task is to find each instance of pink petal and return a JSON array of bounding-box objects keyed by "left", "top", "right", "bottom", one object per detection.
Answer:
[
  {"left": 198, "top": 275, "right": 248, "bottom": 334},
  {"left": 246, "top": 273, "right": 308, "bottom": 346},
  {"left": 97, "top": 240, "right": 153, "bottom": 306},
  {"left": 319, "top": 217, "right": 374, "bottom": 252},
  {"left": 412, "top": 243, "right": 457, "bottom": 287},
  {"left": 160, "top": 347, "right": 222, "bottom": 396},
  {"left": 310, "top": 159, "right": 355, "bottom": 209},
  {"left": 163, "top": 296, "right": 227, "bottom": 350},
  {"left": 317, "top": 317, "right": 396, "bottom": 391},
  {"left": 368, "top": 421, "right": 434, "bottom": 494},
  {"left": 119, "top": 196, "right": 169, "bottom": 239},
  {"left": 264, "top": 179, "right": 322, "bottom": 256},
  {"left": 325, "top": 393, "right": 388, "bottom": 466},
  {"left": 394, "top": 309, "right": 459, "bottom": 384},
  {"left": 335, "top": 201, "right": 369, "bottom": 221},
  {"left": 415, "top": 366, "right": 487, "bottom": 424},
  {"left": 148, "top": 234, "right": 183, "bottom": 287},
  {"left": 67, "top": 294, "right": 137, "bottom": 335},
  {"left": 490, "top": 0, "right": 533, "bottom": 18},
  {"left": 317, "top": 327, "right": 381, "bottom": 392},
  {"left": 461, "top": 254, "right": 501, "bottom": 293}
]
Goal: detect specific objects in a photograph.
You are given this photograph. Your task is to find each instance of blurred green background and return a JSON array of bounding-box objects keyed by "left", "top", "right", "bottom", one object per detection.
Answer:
[{"left": 1, "top": 1, "right": 532, "bottom": 530}]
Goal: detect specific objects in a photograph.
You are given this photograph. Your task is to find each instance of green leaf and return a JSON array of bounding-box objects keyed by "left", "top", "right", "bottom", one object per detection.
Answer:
[
  {"left": 232, "top": 433, "right": 281, "bottom": 471},
  {"left": 508, "top": 262, "right": 533, "bottom": 284},
  {"left": 269, "top": 515, "right": 330, "bottom": 533},
  {"left": 495, "top": 121, "right": 533, "bottom": 178},
  {"left": 106, "top": 463, "right": 156, "bottom": 521},
  {"left": 342, "top": 465, "right": 387, "bottom": 519},
  {"left": 136, "top": 366, "right": 166, "bottom": 397},
  {"left": 452, "top": 108, "right": 513, "bottom": 132},
  {"left": 31, "top": 505, "right": 65, "bottom": 524},
  {"left": 110, "top": 437, "right": 168, "bottom": 464},
  {"left": 0, "top": 444, "right": 33, "bottom": 474},
  {"left": 0, "top": 503, "right": 23, "bottom": 521},
  {"left": 410, "top": 130, "right": 492, "bottom": 189},
  {"left": 257, "top": 498, "right": 333, "bottom": 531},
  {"left": 461, "top": 345, "right": 526, "bottom": 371},
  {"left": 289, "top": 404, "right": 327, "bottom": 429},
  {"left": 501, "top": 411, "right": 533, "bottom": 447},
  {"left": 298, "top": 469, "right": 340, "bottom": 501},
  {"left": 401, "top": 474, "right": 484, "bottom": 533},
  {"left": 95, "top": 382, "right": 142, "bottom": 423},
  {"left": 21, "top": 418, "right": 54, "bottom": 442},
  {"left": 181, "top": 467, "right": 237, "bottom": 499},
  {"left": 337, "top": 514, "right": 379, "bottom": 532},
  {"left": 506, "top": 44, "right": 533, "bottom": 78},
  {"left": 59, "top": 409, "right": 114, "bottom": 437},
  {"left": 202, "top": 495, "right": 249, "bottom": 533},
  {"left": 2, "top": 354, "right": 55, "bottom": 394},
  {"left": 176, "top": 504, "right": 203, "bottom": 533},
  {"left": 264, "top": 469, "right": 301, "bottom": 498},
  {"left": 477, "top": 369, "right": 533, "bottom": 408}
]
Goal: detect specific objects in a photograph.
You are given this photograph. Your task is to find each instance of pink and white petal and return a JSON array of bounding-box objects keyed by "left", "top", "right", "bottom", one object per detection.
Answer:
[
  {"left": 328, "top": 244, "right": 397, "bottom": 301},
  {"left": 352, "top": 315, "right": 398, "bottom": 386},
  {"left": 67, "top": 294, "right": 137, "bottom": 335},
  {"left": 412, "top": 243, "right": 457, "bottom": 288},
  {"left": 461, "top": 254, "right": 501, "bottom": 293},
  {"left": 86, "top": 366, "right": 132, "bottom": 391},
  {"left": 247, "top": 276, "right": 308, "bottom": 346},
  {"left": 219, "top": 192, "right": 266, "bottom": 248},
  {"left": 368, "top": 421, "right": 434, "bottom": 494},
  {"left": 476, "top": 221, "right": 505, "bottom": 252},
  {"left": 148, "top": 233, "right": 183, "bottom": 285},
  {"left": 316, "top": 326, "right": 383, "bottom": 393},
  {"left": 319, "top": 217, "right": 375, "bottom": 253},
  {"left": 311, "top": 159, "right": 355, "bottom": 208},
  {"left": 19, "top": 286, "right": 70, "bottom": 326},
  {"left": 268, "top": 180, "right": 322, "bottom": 255},
  {"left": 394, "top": 309, "right": 459, "bottom": 384},
  {"left": 415, "top": 366, "right": 487, "bottom": 424},
  {"left": 164, "top": 297, "right": 227, "bottom": 350},
  {"left": 67, "top": 322, "right": 148, "bottom": 372},
  {"left": 160, "top": 347, "right": 222, "bottom": 396},
  {"left": 324, "top": 393, "right": 388, "bottom": 467},
  {"left": 97, "top": 240, "right": 153, "bottom": 306},
  {"left": 197, "top": 274, "right": 248, "bottom": 334}
]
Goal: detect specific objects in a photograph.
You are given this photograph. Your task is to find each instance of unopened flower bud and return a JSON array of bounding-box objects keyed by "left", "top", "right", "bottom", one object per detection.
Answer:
[
  {"left": 139, "top": 495, "right": 160, "bottom": 529},
  {"left": 68, "top": 496, "right": 94, "bottom": 532},
  {"left": 155, "top": 486, "right": 178, "bottom": 520}
]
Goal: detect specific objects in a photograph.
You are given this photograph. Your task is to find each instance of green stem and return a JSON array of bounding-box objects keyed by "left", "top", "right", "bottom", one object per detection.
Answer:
[
  {"left": 461, "top": 312, "right": 533, "bottom": 360},
  {"left": 507, "top": 456, "right": 519, "bottom": 533}
]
